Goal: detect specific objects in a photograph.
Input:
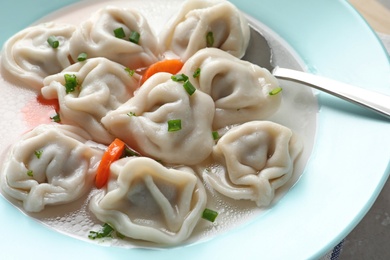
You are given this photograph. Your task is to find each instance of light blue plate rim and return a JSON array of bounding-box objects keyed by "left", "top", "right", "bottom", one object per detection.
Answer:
[{"left": 1, "top": 0, "right": 390, "bottom": 259}]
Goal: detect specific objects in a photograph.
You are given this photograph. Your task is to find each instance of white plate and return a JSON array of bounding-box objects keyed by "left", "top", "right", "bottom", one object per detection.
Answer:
[{"left": 1, "top": 0, "right": 389, "bottom": 259}]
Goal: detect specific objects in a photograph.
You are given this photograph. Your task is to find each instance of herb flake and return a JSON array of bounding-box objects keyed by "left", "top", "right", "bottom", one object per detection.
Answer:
[
  {"left": 206, "top": 31, "right": 214, "bottom": 47},
  {"left": 124, "top": 67, "right": 135, "bottom": 77},
  {"left": 171, "top": 74, "right": 189, "bottom": 82},
  {"left": 168, "top": 119, "right": 182, "bottom": 132},
  {"left": 77, "top": 52, "right": 87, "bottom": 61},
  {"left": 113, "top": 27, "right": 126, "bottom": 38},
  {"left": 34, "top": 150, "right": 43, "bottom": 159},
  {"left": 269, "top": 87, "right": 282, "bottom": 96},
  {"left": 193, "top": 68, "right": 201, "bottom": 78},
  {"left": 127, "top": 111, "right": 136, "bottom": 117},
  {"left": 129, "top": 31, "right": 140, "bottom": 44},
  {"left": 212, "top": 131, "right": 220, "bottom": 140},
  {"left": 27, "top": 170, "right": 34, "bottom": 177},
  {"left": 183, "top": 80, "right": 196, "bottom": 96},
  {"left": 202, "top": 208, "right": 218, "bottom": 222},
  {"left": 88, "top": 223, "right": 114, "bottom": 240},
  {"left": 47, "top": 35, "right": 59, "bottom": 49},
  {"left": 64, "top": 74, "right": 78, "bottom": 94},
  {"left": 50, "top": 113, "right": 61, "bottom": 123}
]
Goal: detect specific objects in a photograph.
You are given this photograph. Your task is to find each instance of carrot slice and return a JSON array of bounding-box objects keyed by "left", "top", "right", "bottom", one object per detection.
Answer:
[
  {"left": 141, "top": 59, "right": 184, "bottom": 85},
  {"left": 95, "top": 138, "right": 126, "bottom": 188}
]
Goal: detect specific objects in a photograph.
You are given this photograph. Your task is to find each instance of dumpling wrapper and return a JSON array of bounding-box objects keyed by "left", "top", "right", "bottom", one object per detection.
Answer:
[
  {"left": 181, "top": 48, "right": 282, "bottom": 129},
  {"left": 101, "top": 72, "right": 215, "bottom": 165},
  {"left": 89, "top": 157, "right": 207, "bottom": 245},
  {"left": 0, "top": 124, "right": 103, "bottom": 212},
  {"left": 204, "top": 121, "right": 303, "bottom": 207},
  {"left": 42, "top": 57, "right": 141, "bottom": 145},
  {"left": 1, "top": 22, "right": 76, "bottom": 90},
  {"left": 68, "top": 6, "right": 159, "bottom": 70},
  {"left": 159, "top": 0, "right": 250, "bottom": 61}
]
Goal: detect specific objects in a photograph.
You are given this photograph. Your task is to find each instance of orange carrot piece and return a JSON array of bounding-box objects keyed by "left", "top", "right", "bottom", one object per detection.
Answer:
[
  {"left": 95, "top": 138, "right": 126, "bottom": 188},
  {"left": 141, "top": 59, "right": 184, "bottom": 85}
]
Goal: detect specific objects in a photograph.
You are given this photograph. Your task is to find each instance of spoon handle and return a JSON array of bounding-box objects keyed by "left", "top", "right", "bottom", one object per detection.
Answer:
[{"left": 273, "top": 67, "right": 390, "bottom": 119}]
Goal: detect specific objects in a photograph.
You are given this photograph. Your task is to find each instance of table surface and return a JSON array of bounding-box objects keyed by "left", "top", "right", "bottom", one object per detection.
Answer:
[
  {"left": 341, "top": 1, "right": 390, "bottom": 259},
  {"left": 350, "top": 0, "right": 390, "bottom": 34}
]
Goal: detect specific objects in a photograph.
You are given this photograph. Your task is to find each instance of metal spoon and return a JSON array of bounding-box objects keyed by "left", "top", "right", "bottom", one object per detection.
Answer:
[{"left": 243, "top": 26, "right": 390, "bottom": 119}]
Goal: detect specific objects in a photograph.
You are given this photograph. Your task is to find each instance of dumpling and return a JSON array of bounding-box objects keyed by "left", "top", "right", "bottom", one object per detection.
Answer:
[
  {"left": 89, "top": 157, "right": 207, "bottom": 245},
  {"left": 1, "top": 22, "right": 76, "bottom": 91},
  {"left": 101, "top": 72, "right": 215, "bottom": 165},
  {"left": 204, "top": 121, "right": 302, "bottom": 207},
  {"left": 68, "top": 6, "right": 159, "bottom": 70},
  {"left": 181, "top": 48, "right": 282, "bottom": 129},
  {"left": 0, "top": 124, "right": 103, "bottom": 212},
  {"left": 159, "top": 0, "right": 250, "bottom": 61},
  {"left": 41, "top": 57, "right": 141, "bottom": 144}
]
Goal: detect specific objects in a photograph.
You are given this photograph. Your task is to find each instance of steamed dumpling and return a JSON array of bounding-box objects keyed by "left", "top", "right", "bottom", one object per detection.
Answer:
[
  {"left": 181, "top": 48, "right": 282, "bottom": 129},
  {"left": 101, "top": 72, "right": 215, "bottom": 165},
  {"left": 41, "top": 57, "right": 141, "bottom": 144},
  {"left": 89, "top": 157, "right": 207, "bottom": 245},
  {"left": 68, "top": 6, "right": 159, "bottom": 70},
  {"left": 159, "top": 0, "right": 250, "bottom": 61},
  {"left": 1, "top": 22, "right": 76, "bottom": 90},
  {"left": 204, "top": 121, "right": 302, "bottom": 207},
  {"left": 0, "top": 124, "right": 103, "bottom": 212}
]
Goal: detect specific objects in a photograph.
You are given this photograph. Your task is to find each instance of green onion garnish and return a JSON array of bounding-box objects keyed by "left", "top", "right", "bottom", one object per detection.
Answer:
[
  {"left": 34, "top": 150, "right": 43, "bottom": 159},
  {"left": 127, "top": 111, "right": 136, "bottom": 117},
  {"left": 50, "top": 113, "right": 61, "bottom": 123},
  {"left": 114, "top": 27, "right": 126, "bottom": 38},
  {"left": 129, "top": 31, "right": 140, "bottom": 44},
  {"left": 77, "top": 52, "right": 87, "bottom": 61},
  {"left": 193, "top": 68, "right": 201, "bottom": 78},
  {"left": 27, "top": 170, "right": 34, "bottom": 177},
  {"left": 171, "top": 74, "right": 189, "bottom": 82},
  {"left": 206, "top": 31, "right": 214, "bottom": 47},
  {"left": 116, "top": 231, "right": 125, "bottom": 239},
  {"left": 212, "top": 131, "right": 219, "bottom": 140},
  {"left": 183, "top": 80, "right": 196, "bottom": 96},
  {"left": 47, "top": 35, "right": 59, "bottom": 49},
  {"left": 168, "top": 119, "right": 182, "bottom": 132},
  {"left": 123, "top": 147, "right": 141, "bottom": 157},
  {"left": 64, "top": 74, "right": 78, "bottom": 94},
  {"left": 269, "top": 87, "right": 282, "bottom": 96},
  {"left": 124, "top": 67, "right": 135, "bottom": 76},
  {"left": 202, "top": 208, "right": 218, "bottom": 222},
  {"left": 88, "top": 223, "right": 114, "bottom": 240}
]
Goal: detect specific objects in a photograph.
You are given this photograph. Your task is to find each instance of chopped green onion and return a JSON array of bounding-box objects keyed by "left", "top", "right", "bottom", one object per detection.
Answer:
[
  {"left": 127, "top": 111, "right": 136, "bottom": 117},
  {"left": 212, "top": 131, "right": 220, "bottom": 140},
  {"left": 113, "top": 27, "right": 126, "bottom": 38},
  {"left": 168, "top": 119, "right": 182, "bottom": 132},
  {"left": 269, "top": 87, "right": 282, "bottom": 96},
  {"left": 64, "top": 74, "right": 78, "bottom": 94},
  {"left": 27, "top": 170, "right": 34, "bottom": 177},
  {"left": 129, "top": 31, "right": 141, "bottom": 44},
  {"left": 88, "top": 223, "right": 114, "bottom": 240},
  {"left": 206, "top": 31, "right": 214, "bottom": 47},
  {"left": 202, "top": 208, "right": 218, "bottom": 222},
  {"left": 50, "top": 113, "right": 61, "bottom": 123},
  {"left": 77, "top": 52, "right": 87, "bottom": 61},
  {"left": 47, "top": 35, "right": 59, "bottom": 49},
  {"left": 193, "top": 68, "right": 201, "bottom": 78},
  {"left": 183, "top": 80, "right": 196, "bottom": 96},
  {"left": 123, "top": 147, "right": 141, "bottom": 157},
  {"left": 171, "top": 74, "right": 189, "bottom": 82},
  {"left": 116, "top": 231, "right": 125, "bottom": 239},
  {"left": 124, "top": 67, "right": 135, "bottom": 76},
  {"left": 34, "top": 150, "right": 43, "bottom": 159}
]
